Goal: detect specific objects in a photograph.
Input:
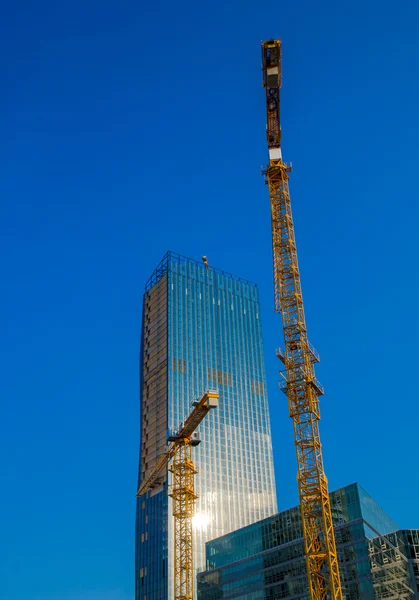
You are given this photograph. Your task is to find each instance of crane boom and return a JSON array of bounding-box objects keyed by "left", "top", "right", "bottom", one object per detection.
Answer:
[
  {"left": 261, "top": 40, "right": 343, "bottom": 600},
  {"left": 136, "top": 443, "right": 178, "bottom": 497},
  {"left": 136, "top": 389, "right": 218, "bottom": 600}
]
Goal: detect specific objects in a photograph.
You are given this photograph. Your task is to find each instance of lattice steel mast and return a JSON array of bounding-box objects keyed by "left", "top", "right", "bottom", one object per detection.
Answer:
[
  {"left": 261, "top": 40, "right": 343, "bottom": 600},
  {"left": 137, "top": 390, "right": 218, "bottom": 600}
]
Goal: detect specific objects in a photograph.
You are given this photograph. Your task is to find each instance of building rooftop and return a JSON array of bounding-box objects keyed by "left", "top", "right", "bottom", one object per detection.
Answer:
[{"left": 144, "top": 250, "right": 258, "bottom": 292}]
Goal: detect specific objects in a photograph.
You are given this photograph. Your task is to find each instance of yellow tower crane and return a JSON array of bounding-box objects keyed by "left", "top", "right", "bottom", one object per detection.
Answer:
[
  {"left": 136, "top": 389, "right": 219, "bottom": 600},
  {"left": 261, "top": 40, "right": 343, "bottom": 600}
]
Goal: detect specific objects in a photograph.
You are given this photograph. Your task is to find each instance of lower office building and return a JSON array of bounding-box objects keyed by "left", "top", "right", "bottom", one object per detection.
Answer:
[{"left": 197, "top": 483, "right": 419, "bottom": 600}]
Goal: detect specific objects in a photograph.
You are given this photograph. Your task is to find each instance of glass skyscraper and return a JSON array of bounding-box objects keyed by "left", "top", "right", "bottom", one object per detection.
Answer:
[{"left": 135, "top": 251, "right": 277, "bottom": 600}]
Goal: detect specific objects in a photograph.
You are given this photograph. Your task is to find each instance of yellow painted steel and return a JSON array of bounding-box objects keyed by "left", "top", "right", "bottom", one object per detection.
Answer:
[
  {"left": 136, "top": 390, "right": 218, "bottom": 600},
  {"left": 169, "top": 441, "right": 198, "bottom": 600},
  {"left": 261, "top": 40, "right": 343, "bottom": 600}
]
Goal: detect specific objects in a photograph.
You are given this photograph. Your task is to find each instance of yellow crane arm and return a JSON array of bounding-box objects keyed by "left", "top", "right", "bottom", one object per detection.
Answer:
[
  {"left": 176, "top": 389, "right": 219, "bottom": 439},
  {"left": 136, "top": 443, "right": 178, "bottom": 497},
  {"left": 262, "top": 40, "right": 343, "bottom": 600}
]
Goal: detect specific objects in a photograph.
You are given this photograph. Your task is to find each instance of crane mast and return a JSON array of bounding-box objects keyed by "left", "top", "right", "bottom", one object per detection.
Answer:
[
  {"left": 261, "top": 40, "right": 343, "bottom": 600},
  {"left": 137, "top": 389, "right": 219, "bottom": 600}
]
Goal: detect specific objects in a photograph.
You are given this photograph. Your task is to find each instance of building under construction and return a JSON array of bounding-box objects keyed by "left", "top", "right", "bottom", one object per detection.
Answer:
[
  {"left": 197, "top": 483, "right": 419, "bottom": 600},
  {"left": 135, "top": 251, "right": 278, "bottom": 600}
]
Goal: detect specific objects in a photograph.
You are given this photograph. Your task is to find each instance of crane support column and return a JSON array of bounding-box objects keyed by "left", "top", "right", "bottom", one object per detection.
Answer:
[
  {"left": 262, "top": 40, "right": 343, "bottom": 600},
  {"left": 169, "top": 441, "right": 198, "bottom": 600}
]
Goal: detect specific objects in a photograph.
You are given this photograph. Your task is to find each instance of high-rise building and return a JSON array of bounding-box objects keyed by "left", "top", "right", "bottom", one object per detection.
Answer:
[
  {"left": 197, "top": 482, "right": 419, "bottom": 600},
  {"left": 135, "top": 251, "right": 278, "bottom": 600}
]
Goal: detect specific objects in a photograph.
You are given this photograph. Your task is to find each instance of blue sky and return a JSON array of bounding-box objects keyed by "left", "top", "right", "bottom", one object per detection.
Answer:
[{"left": 1, "top": 0, "right": 418, "bottom": 598}]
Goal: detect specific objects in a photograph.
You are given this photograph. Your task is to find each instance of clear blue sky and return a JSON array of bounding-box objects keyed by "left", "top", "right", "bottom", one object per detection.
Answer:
[{"left": 1, "top": 1, "right": 418, "bottom": 598}]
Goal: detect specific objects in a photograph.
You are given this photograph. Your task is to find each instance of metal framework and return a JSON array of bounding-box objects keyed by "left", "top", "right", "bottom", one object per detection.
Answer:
[
  {"left": 261, "top": 39, "right": 343, "bottom": 600},
  {"left": 169, "top": 441, "right": 198, "bottom": 600},
  {"left": 137, "top": 390, "right": 219, "bottom": 600},
  {"left": 144, "top": 250, "right": 255, "bottom": 293}
]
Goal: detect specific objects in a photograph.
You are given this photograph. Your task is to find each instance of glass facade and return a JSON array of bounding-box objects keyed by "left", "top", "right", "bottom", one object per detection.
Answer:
[
  {"left": 135, "top": 252, "right": 278, "bottom": 600},
  {"left": 198, "top": 483, "right": 418, "bottom": 600},
  {"left": 399, "top": 530, "right": 419, "bottom": 597}
]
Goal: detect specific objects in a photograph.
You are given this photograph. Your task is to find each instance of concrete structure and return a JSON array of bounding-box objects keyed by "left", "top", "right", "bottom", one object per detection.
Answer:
[
  {"left": 135, "top": 251, "right": 278, "bottom": 600},
  {"left": 197, "top": 483, "right": 419, "bottom": 600}
]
